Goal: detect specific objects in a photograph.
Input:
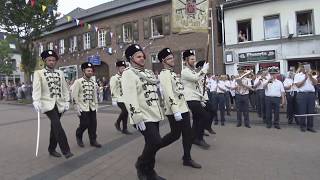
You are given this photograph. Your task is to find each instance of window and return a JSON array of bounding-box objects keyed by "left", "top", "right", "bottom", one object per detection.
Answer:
[
  {"left": 237, "top": 20, "right": 252, "bottom": 42},
  {"left": 11, "top": 59, "right": 16, "bottom": 70},
  {"left": 123, "top": 23, "right": 133, "bottom": 43},
  {"left": 264, "top": 15, "right": 281, "bottom": 39},
  {"left": 70, "top": 36, "right": 77, "bottom": 53},
  {"left": 83, "top": 33, "right": 91, "bottom": 50},
  {"left": 98, "top": 29, "right": 106, "bottom": 48},
  {"left": 151, "top": 16, "right": 163, "bottom": 37},
  {"left": 296, "top": 11, "right": 313, "bottom": 35},
  {"left": 9, "top": 43, "right": 16, "bottom": 49},
  {"left": 48, "top": 42, "right": 53, "bottom": 50},
  {"left": 151, "top": 54, "right": 159, "bottom": 63},
  {"left": 38, "top": 43, "right": 43, "bottom": 56},
  {"left": 59, "top": 39, "right": 64, "bottom": 54}
]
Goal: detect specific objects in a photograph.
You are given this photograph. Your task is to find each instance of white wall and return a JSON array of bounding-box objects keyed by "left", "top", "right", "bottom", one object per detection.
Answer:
[{"left": 224, "top": 0, "right": 320, "bottom": 45}]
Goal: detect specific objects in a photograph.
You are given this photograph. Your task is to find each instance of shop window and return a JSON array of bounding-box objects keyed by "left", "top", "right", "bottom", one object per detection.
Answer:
[
  {"left": 151, "top": 16, "right": 163, "bottom": 37},
  {"left": 296, "top": 11, "right": 313, "bottom": 35},
  {"left": 123, "top": 23, "right": 133, "bottom": 43},
  {"left": 264, "top": 15, "right": 281, "bottom": 39},
  {"left": 237, "top": 20, "right": 252, "bottom": 42}
]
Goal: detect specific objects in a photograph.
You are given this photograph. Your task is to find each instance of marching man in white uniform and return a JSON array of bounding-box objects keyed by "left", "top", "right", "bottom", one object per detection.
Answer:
[
  {"left": 110, "top": 60, "right": 131, "bottom": 135},
  {"left": 32, "top": 50, "right": 73, "bottom": 159},
  {"left": 72, "top": 62, "right": 102, "bottom": 148},
  {"left": 121, "top": 44, "right": 166, "bottom": 180},
  {"left": 157, "top": 48, "right": 202, "bottom": 169}
]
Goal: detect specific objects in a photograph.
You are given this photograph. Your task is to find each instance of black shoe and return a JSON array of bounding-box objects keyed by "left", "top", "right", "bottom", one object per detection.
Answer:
[
  {"left": 214, "top": 121, "right": 218, "bottom": 125},
  {"left": 236, "top": 124, "right": 242, "bottom": 127},
  {"left": 183, "top": 160, "right": 202, "bottom": 169},
  {"left": 115, "top": 122, "right": 121, "bottom": 132},
  {"left": 76, "top": 137, "right": 84, "bottom": 148},
  {"left": 122, "top": 129, "right": 132, "bottom": 135},
  {"left": 245, "top": 125, "right": 251, "bottom": 128},
  {"left": 149, "top": 170, "right": 166, "bottom": 180},
  {"left": 193, "top": 139, "right": 210, "bottom": 150},
  {"left": 267, "top": 125, "right": 272, "bottom": 129},
  {"left": 207, "top": 128, "right": 216, "bottom": 134},
  {"left": 300, "top": 127, "right": 306, "bottom": 132},
  {"left": 64, "top": 152, "right": 74, "bottom": 159},
  {"left": 221, "top": 122, "right": 225, "bottom": 126},
  {"left": 90, "top": 141, "right": 102, "bottom": 148},
  {"left": 274, "top": 126, "right": 281, "bottom": 129},
  {"left": 307, "top": 128, "right": 317, "bottom": 133},
  {"left": 49, "top": 150, "right": 62, "bottom": 158}
]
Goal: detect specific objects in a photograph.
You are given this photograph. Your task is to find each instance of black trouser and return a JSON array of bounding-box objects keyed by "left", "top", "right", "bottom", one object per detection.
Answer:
[
  {"left": 159, "top": 112, "right": 193, "bottom": 161},
  {"left": 216, "top": 93, "right": 226, "bottom": 123},
  {"left": 265, "top": 96, "right": 281, "bottom": 127},
  {"left": 256, "top": 89, "right": 266, "bottom": 121},
  {"left": 136, "top": 122, "right": 162, "bottom": 175},
  {"left": 296, "top": 92, "right": 315, "bottom": 129},
  {"left": 205, "top": 99, "right": 217, "bottom": 130},
  {"left": 187, "top": 101, "right": 210, "bottom": 141},
  {"left": 116, "top": 102, "right": 128, "bottom": 130},
  {"left": 235, "top": 94, "right": 250, "bottom": 126},
  {"left": 76, "top": 109, "right": 97, "bottom": 142},
  {"left": 249, "top": 91, "right": 256, "bottom": 109},
  {"left": 224, "top": 92, "right": 230, "bottom": 114},
  {"left": 286, "top": 92, "right": 299, "bottom": 124},
  {"left": 45, "top": 105, "right": 71, "bottom": 155}
]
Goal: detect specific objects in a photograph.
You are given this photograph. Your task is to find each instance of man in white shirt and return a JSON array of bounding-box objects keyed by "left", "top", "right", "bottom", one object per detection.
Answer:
[
  {"left": 208, "top": 75, "right": 218, "bottom": 130},
  {"left": 215, "top": 75, "right": 227, "bottom": 125},
  {"left": 253, "top": 70, "right": 268, "bottom": 123},
  {"left": 263, "top": 67, "right": 285, "bottom": 129},
  {"left": 283, "top": 71, "right": 299, "bottom": 125},
  {"left": 294, "top": 63, "right": 318, "bottom": 133}
]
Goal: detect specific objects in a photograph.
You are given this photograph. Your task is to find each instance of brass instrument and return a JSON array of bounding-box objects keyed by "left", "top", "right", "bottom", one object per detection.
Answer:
[{"left": 311, "top": 70, "right": 319, "bottom": 79}]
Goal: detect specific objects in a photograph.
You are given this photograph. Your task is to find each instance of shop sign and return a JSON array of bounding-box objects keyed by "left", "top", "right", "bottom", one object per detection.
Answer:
[
  {"left": 239, "top": 50, "right": 275, "bottom": 62},
  {"left": 88, "top": 55, "right": 101, "bottom": 65}
]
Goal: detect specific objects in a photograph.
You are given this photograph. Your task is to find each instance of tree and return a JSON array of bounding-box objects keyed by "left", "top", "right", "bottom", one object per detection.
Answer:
[
  {"left": 0, "top": 40, "right": 14, "bottom": 75},
  {"left": 0, "top": 0, "right": 58, "bottom": 83}
]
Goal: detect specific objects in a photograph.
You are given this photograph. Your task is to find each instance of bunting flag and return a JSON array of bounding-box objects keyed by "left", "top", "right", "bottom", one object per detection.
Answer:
[
  {"left": 87, "top": 24, "right": 91, "bottom": 30},
  {"left": 94, "top": 26, "right": 99, "bottom": 32},
  {"left": 31, "top": 0, "right": 36, "bottom": 7},
  {"left": 110, "top": 32, "right": 113, "bottom": 38},
  {"left": 25, "top": 0, "right": 29, "bottom": 4},
  {"left": 42, "top": 5, "right": 46, "bottom": 12},
  {"left": 66, "top": 16, "right": 72, "bottom": 22},
  {"left": 76, "top": 19, "right": 80, "bottom": 26}
]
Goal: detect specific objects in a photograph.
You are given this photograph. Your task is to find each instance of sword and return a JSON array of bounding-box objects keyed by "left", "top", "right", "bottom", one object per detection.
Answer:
[
  {"left": 294, "top": 114, "right": 320, "bottom": 117},
  {"left": 36, "top": 111, "right": 40, "bottom": 157}
]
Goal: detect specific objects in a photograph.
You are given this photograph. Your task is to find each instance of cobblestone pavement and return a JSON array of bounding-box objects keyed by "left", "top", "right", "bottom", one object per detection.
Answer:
[{"left": 0, "top": 104, "right": 319, "bottom": 180}]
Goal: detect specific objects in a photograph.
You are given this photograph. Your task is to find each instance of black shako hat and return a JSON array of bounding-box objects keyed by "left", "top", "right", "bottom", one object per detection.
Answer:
[
  {"left": 81, "top": 62, "right": 94, "bottom": 71},
  {"left": 125, "top": 44, "right": 144, "bottom": 61},
  {"left": 158, "top": 48, "right": 173, "bottom": 62},
  {"left": 115, "top": 60, "right": 126, "bottom": 67},
  {"left": 195, "top": 60, "right": 205, "bottom": 69},
  {"left": 40, "top": 50, "right": 59, "bottom": 60},
  {"left": 182, "top": 49, "right": 195, "bottom": 61}
]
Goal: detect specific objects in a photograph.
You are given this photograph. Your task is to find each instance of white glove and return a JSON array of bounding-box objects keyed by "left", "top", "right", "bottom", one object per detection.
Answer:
[
  {"left": 64, "top": 102, "right": 70, "bottom": 111},
  {"left": 76, "top": 104, "right": 82, "bottom": 116},
  {"left": 33, "top": 101, "right": 41, "bottom": 112},
  {"left": 95, "top": 105, "right": 98, "bottom": 113},
  {"left": 201, "top": 101, "right": 206, "bottom": 107},
  {"left": 201, "top": 62, "right": 209, "bottom": 73},
  {"left": 112, "top": 101, "right": 118, "bottom": 107},
  {"left": 174, "top": 112, "right": 183, "bottom": 121},
  {"left": 136, "top": 121, "right": 146, "bottom": 131}
]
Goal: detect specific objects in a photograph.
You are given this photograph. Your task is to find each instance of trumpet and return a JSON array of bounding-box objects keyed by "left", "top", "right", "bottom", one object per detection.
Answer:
[{"left": 311, "top": 70, "right": 319, "bottom": 79}]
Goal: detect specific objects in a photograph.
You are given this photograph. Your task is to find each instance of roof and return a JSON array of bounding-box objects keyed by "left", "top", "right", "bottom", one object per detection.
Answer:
[
  {"left": 47, "top": 0, "right": 169, "bottom": 35},
  {"left": 223, "top": 0, "right": 280, "bottom": 10}
]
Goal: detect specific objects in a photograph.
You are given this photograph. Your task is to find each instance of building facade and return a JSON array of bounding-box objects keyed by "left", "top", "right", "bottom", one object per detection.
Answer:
[
  {"left": 36, "top": 0, "right": 225, "bottom": 82},
  {"left": 222, "top": 0, "right": 320, "bottom": 75}
]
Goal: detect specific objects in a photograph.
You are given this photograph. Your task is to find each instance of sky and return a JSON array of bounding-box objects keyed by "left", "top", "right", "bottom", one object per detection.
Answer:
[{"left": 57, "top": 0, "right": 113, "bottom": 15}]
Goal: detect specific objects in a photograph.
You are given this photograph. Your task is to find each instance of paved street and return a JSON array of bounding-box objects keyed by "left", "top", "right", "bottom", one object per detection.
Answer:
[{"left": 0, "top": 103, "right": 319, "bottom": 180}]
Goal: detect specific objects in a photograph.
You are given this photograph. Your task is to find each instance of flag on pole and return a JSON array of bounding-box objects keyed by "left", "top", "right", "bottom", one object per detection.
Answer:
[{"left": 172, "top": 0, "right": 209, "bottom": 33}]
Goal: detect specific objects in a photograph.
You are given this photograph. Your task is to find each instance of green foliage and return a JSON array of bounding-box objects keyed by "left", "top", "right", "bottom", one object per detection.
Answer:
[
  {"left": 0, "top": 40, "right": 14, "bottom": 75},
  {"left": 0, "top": 0, "right": 58, "bottom": 82}
]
